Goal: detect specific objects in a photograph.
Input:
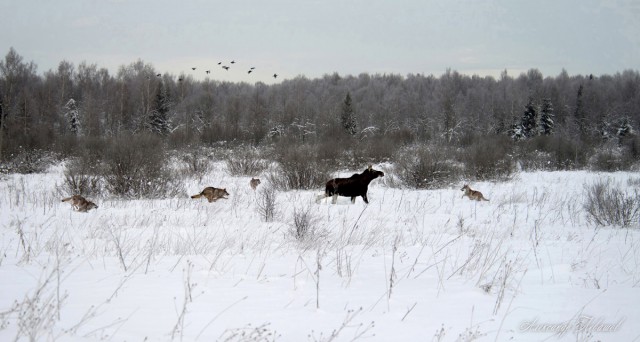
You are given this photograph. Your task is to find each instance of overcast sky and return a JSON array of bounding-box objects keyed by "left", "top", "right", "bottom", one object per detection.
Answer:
[{"left": 1, "top": 0, "right": 639, "bottom": 84}]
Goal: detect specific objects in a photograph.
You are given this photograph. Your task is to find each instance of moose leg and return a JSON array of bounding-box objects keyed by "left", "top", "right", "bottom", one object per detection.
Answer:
[
  {"left": 362, "top": 194, "right": 369, "bottom": 204},
  {"left": 351, "top": 197, "right": 356, "bottom": 204},
  {"left": 331, "top": 194, "right": 338, "bottom": 204}
]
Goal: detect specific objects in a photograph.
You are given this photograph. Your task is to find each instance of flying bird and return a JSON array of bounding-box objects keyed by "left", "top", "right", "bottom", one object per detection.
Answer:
[
  {"left": 192, "top": 67, "right": 196, "bottom": 71},
  {"left": 156, "top": 73, "right": 161, "bottom": 77},
  {"left": 222, "top": 66, "right": 230, "bottom": 71},
  {"left": 217, "top": 62, "right": 222, "bottom": 65},
  {"left": 206, "top": 70, "right": 211, "bottom": 74},
  {"left": 230, "top": 60, "right": 235, "bottom": 64},
  {"left": 248, "top": 70, "right": 252, "bottom": 74},
  {"left": 250, "top": 67, "right": 256, "bottom": 70},
  {"left": 178, "top": 77, "right": 183, "bottom": 82},
  {"left": 273, "top": 74, "right": 278, "bottom": 78}
]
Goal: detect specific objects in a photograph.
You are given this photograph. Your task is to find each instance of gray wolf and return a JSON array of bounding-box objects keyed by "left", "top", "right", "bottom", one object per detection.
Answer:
[
  {"left": 250, "top": 178, "right": 261, "bottom": 191},
  {"left": 191, "top": 187, "right": 230, "bottom": 202},
  {"left": 61, "top": 195, "right": 98, "bottom": 212},
  {"left": 461, "top": 184, "right": 489, "bottom": 201}
]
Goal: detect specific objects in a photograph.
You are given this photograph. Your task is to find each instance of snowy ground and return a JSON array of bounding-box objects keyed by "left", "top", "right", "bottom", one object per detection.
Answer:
[{"left": 1, "top": 162, "right": 639, "bottom": 341}]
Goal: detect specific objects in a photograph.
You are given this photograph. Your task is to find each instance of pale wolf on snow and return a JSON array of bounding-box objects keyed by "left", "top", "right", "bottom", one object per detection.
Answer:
[
  {"left": 61, "top": 195, "right": 99, "bottom": 212},
  {"left": 250, "top": 178, "right": 261, "bottom": 191},
  {"left": 191, "top": 187, "right": 230, "bottom": 202},
  {"left": 461, "top": 184, "right": 489, "bottom": 201}
]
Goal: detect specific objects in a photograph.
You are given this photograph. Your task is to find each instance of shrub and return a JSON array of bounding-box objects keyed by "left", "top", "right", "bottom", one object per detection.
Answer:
[
  {"left": 462, "top": 135, "right": 514, "bottom": 181},
  {"left": 315, "top": 136, "right": 353, "bottom": 169},
  {"left": 349, "top": 135, "right": 403, "bottom": 167},
  {"left": 177, "top": 148, "right": 213, "bottom": 179},
  {"left": 267, "top": 144, "right": 331, "bottom": 190},
  {"left": 628, "top": 177, "right": 640, "bottom": 188},
  {"left": 515, "top": 135, "right": 590, "bottom": 171},
  {"left": 584, "top": 179, "right": 640, "bottom": 227},
  {"left": 256, "top": 185, "right": 278, "bottom": 222},
  {"left": 225, "top": 147, "right": 268, "bottom": 176},
  {"left": 58, "top": 137, "right": 105, "bottom": 197},
  {"left": 101, "top": 134, "right": 184, "bottom": 198},
  {"left": 620, "top": 135, "right": 640, "bottom": 169},
  {"left": 377, "top": 164, "right": 403, "bottom": 188},
  {"left": 588, "top": 145, "right": 630, "bottom": 172},
  {"left": 61, "top": 158, "right": 102, "bottom": 197},
  {"left": 0, "top": 147, "right": 56, "bottom": 174},
  {"left": 549, "top": 136, "right": 590, "bottom": 170},
  {"left": 291, "top": 205, "right": 317, "bottom": 240},
  {"left": 289, "top": 204, "right": 327, "bottom": 249},
  {"left": 394, "top": 145, "right": 462, "bottom": 189}
]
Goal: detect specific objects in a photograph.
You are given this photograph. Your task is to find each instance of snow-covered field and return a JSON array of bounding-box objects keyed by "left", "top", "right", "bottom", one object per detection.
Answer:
[{"left": 1, "top": 162, "right": 639, "bottom": 341}]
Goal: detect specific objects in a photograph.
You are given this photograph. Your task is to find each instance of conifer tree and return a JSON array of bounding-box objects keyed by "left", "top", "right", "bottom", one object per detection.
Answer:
[
  {"left": 574, "top": 85, "right": 587, "bottom": 135},
  {"left": 520, "top": 98, "right": 538, "bottom": 138},
  {"left": 340, "top": 92, "right": 357, "bottom": 136},
  {"left": 147, "top": 82, "right": 171, "bottom": 135},
  {"left": 539, "top": 98, "right": 555, "bottom": 135},
  {"left": 64, "top": 98, "right": 80, "bottom": 135}
]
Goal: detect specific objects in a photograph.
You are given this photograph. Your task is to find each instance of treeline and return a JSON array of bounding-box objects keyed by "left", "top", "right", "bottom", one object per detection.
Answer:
[{"left": 1, "top": 47, "right": 639, "bottom": 175}]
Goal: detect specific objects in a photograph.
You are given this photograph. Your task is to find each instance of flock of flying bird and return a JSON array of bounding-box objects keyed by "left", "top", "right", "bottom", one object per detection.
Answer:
[{"left": 156, "top": 60, "right": 278, "bottom": 82}]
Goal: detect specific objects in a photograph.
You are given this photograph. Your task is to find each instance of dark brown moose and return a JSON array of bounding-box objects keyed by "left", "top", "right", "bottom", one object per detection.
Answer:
[{"left": 317, "top": 165, "right": 384, "bottom": 204}]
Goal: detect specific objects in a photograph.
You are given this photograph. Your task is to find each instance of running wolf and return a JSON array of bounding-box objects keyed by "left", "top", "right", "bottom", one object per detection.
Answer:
[
  {"left": 461, "top": 184, "right": 489, "bottom": 201},
  {"left": 191, "top": 187, "right": 230, "bottom": 202},
  {"left": 61, "top": 195, "right": 98, "bottom": 212}
]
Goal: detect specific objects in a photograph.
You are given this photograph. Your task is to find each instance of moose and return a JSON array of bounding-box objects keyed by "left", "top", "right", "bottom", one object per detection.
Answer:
[{"left": 316, "top": 165, "right": 384, "bottom": 204}]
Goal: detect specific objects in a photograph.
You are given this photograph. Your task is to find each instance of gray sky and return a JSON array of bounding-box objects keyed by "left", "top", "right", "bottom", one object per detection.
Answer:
[{"left": 1, "top": 0, "right": 639, "bottom": 84}]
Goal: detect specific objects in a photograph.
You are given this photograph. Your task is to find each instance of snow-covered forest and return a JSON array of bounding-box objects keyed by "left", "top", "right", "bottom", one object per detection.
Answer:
[{"left": 0, "top": 47, "right": 638, "bottom": 176}]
